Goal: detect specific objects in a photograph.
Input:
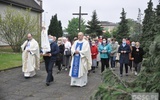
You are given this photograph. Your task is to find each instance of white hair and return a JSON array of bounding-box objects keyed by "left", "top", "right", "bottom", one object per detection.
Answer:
[{"left": 63, "top": 37, "right": 67, "bottom": 40}]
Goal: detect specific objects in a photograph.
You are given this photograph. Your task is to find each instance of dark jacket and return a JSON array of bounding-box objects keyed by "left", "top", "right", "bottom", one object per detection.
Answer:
[
  {"left": 59, "top": 44, "right": 64, "bottom": 54},
  {"left": 118, "top": 44, "right": 131, "bottom": 64},
  {"left": 132, "top": 47, "right": 144, "bottom": 63},
  {"left": 57, "top": 44, "right": 64, "bottom": 61},
  {"left": 50, "top": 41, "right": 59, "bottom": 61}
]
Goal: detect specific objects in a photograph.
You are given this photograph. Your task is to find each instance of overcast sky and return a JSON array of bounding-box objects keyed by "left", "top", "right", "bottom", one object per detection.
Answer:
[{"left": 42, "top": 0, "right": 159, "bottom": 30}]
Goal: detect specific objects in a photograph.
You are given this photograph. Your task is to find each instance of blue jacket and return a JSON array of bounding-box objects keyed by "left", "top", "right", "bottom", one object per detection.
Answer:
[
  {"left": 98, "top": 44, "right": 112, "bottom": 58},
  {"left": 50, "top": 41, "right": 59, "bottom": 61},
  {"left": 118, "top": 44, "right": 131, "bottom": 64}
]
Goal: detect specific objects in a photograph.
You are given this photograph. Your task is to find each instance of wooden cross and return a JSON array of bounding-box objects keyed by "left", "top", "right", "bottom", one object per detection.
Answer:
[{"left": 72, "top": 6, "right": 88, "bottom": 32}]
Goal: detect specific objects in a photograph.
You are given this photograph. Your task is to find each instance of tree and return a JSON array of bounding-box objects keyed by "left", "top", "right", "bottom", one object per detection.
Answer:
[
  {"left": 0, "top": 7, "right": 38, "bottom": 52},
  {"left": 48, "top": 14, "right": 63, "bottom": 38},
  {"left": 137, "top": 8, "right": 143, "bottom": 35},
  {"left": 48, "top": 16, "right": 54, "bottom": 36},
  {"left": 66, "top": 17, "right": 86, "bottom": 40},
  {"left": 111, "top": 27, "right": 118, "bottom": 38},
  {"left": 91, "top": 3, "right": 160, "bottom": 100},
  {"left": 129, "top": 8, "right": 143, "bottom": 42},
  {"left": 132, "top": 2, "right": 160, "bottom": 96},
  {"left": 127, "top": 18, "right": 142, "bottom": 41},
  {"left": 152, "top": 2, "right": 160, "bottom": 36},
  {"left": 127, "top": 19, "right": 139, "bottom": 34},
  {"left": 140, "top": 0, "right": 155, "bottom": 56},
  {"left": 114, "top": 8, "right": 129, "bottom": 43},
  {"left": 58, "top": 21, "right": 63, "bottom": 37},
  {"left": 103, "top": 31, "right": 111, "bottom": 39},
  {"left": 86, "top": 10, "right": 103, "bottom": 36}
]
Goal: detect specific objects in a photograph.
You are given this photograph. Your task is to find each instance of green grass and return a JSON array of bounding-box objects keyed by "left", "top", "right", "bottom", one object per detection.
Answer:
[
  {"left": 0, "top": 46, "right": 43, "bottom": 70},
  {"left": 0, "top": 53, "right": 22, "bottom": 70},
  {"left": 0, "top": 46, "right": 22, "bottom": 70}
]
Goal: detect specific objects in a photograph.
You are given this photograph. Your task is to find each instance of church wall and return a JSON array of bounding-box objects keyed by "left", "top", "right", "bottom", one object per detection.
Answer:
[{"left": 0, "top": 3, "right": 41, "bottom": 46}]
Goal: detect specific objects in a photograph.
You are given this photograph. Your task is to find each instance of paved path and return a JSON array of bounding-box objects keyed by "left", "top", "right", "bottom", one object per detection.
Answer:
[
  {"left": 0, "top": 62, "right": 136, "bottom": 100},
  {"left": 0, "top": 63, "right": 102, "bottom": 100},
  {"left": 113, "top": 63, "right": 137, "bottom": 83}
]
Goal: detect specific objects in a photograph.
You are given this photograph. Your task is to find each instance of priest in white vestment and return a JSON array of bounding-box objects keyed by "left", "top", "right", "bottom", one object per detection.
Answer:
[
  {"left": 69, "top": 32, "right": 92, "bottom": 87},
  {"left": 21, "top": 33, "right": 40, "bottom": 78}
]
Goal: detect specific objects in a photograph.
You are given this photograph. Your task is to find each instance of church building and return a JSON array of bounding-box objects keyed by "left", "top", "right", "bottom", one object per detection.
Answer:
[{"left": 0, "top": 0, "right": 43, "bottom": 46}]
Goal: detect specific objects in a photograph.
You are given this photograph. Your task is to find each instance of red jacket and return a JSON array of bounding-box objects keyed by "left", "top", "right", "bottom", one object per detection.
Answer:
[
  {"left": 91, "top": 45, "right": 98, "bottom": 59},
  {"left": 98, "top": 39, "right": 102, "bottom": 43},
  {"left": 126, "top": 40, "right": 130, "bottom": 45}
]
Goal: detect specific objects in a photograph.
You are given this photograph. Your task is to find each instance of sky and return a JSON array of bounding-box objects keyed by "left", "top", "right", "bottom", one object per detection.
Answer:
[{"left": 42, "top": 0, "right": 159, "bottom": 30}]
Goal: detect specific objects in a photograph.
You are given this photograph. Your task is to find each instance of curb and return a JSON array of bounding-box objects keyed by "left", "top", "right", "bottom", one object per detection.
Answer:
[
  {"left": 0, "top": 61, "right": 44, "bottom": 72},
  {"left": 0, "top": 65, "right": 22, "bottom": 72}
]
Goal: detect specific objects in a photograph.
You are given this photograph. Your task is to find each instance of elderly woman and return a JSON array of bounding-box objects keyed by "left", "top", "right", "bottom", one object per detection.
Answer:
[
  {"left": 63, "top": 37, "right": 71, "bottom": 71},
  {"left": 132, "top": 42, "right": 144, "bottom": 76},
  {"left": 56, "top": 37, "right": 65, "bottom": 73}
]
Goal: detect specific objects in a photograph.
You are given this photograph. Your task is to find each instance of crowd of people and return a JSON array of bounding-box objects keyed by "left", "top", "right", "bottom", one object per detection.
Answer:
[
  {"left": 79, "top": 35, "right": 144, "bottom": 77},
  {"left": 21, "top": 32, "right": 144, "bottom": 87}
]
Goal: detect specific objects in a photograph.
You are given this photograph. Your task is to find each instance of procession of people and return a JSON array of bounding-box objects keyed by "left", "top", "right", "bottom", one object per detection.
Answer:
[{"left": 21, "top": 29, "right": 144, "bottom": 87}]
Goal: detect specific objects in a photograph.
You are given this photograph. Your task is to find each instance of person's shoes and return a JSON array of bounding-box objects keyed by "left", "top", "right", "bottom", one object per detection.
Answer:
[
  {"left": 65, "top": 68, "right": 68, "bottom": 71},
  {"left": 24, "top": 77, "right": 30, "bottom": 79},
  {"left": 50, "top": 77, "right": 54, "bottom": 83},
  {"left": 88, "top": 72, "right": 90, "bottom": 76},
  {"left": 93, "top": 70, "right": 95, "bottom": 73},
  {"left": 46, "top": 82, "right": 50, "bottom": 86},
  {"left": 62, "top": 67, "right": 65, "bottom": 70},
  {"left": 135, "top": 72, "right": 138, "bottom": 76},
  {"left": 57, "top": 70, "right": 61, "bottom": 74},
  {"left": 126, "top": 73, "right": 128, "bottom": 76}
]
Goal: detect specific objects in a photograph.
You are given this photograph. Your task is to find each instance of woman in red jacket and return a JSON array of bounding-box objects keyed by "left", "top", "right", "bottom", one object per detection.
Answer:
[{"left": 91, "top": 41, "right": 98, "bottom": 73}]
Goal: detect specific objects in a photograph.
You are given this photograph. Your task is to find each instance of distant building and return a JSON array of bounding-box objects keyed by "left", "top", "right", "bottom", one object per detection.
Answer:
[
  {"left": 0, "top": 0, "right": 43, "bottom": 46},
  {"left": 100, "top": 21, "right": 118, "bottom": 33}
]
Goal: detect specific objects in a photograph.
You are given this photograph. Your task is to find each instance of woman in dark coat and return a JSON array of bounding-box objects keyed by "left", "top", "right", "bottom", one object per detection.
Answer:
[
  {"left": 56, "top": 38, "right": 64, "bottom": 73},
  {"left": 132, "top": 42, "right": 144, "bottom": 76},
  {"left": 118, "top": 38, "right": 131, "bottom": 77}
]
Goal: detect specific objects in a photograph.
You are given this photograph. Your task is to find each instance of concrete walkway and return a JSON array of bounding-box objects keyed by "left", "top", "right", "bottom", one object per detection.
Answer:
[
  {"left": 0, "top": 63, "right": 102, "bottom": 100},
  {"left": 0, "top": 62, "right": 137, "bottom": 100}
]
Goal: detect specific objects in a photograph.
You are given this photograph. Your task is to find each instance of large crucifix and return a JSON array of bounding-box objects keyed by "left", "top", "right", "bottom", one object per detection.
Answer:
[{"left": 72, "top": 6, "right": 88, "bottom": 32}]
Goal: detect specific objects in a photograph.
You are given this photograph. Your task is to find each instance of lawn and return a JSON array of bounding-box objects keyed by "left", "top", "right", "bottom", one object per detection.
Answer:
[
  {"left": 0, "top": 53, "right": 22, "bottom": 70},
  {"left": 0, "top": 47, "right": 44, "bottom": 70},
  {"left": 0, "top": 46, "right": 44, "bottom": 70}
]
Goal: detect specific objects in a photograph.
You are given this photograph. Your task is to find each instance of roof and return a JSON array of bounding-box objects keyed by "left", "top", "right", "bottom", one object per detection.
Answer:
[
  {"left": 0, "top": 0, "right": 43, "bottom": 13},
  {"left": 100, "top": 21, "right": 117, "bottom": 26}
]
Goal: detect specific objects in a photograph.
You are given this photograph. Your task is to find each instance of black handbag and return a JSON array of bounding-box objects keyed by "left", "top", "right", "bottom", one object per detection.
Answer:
[{"left": 65, "top": 49, "right": 71, "bottom": 56}]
